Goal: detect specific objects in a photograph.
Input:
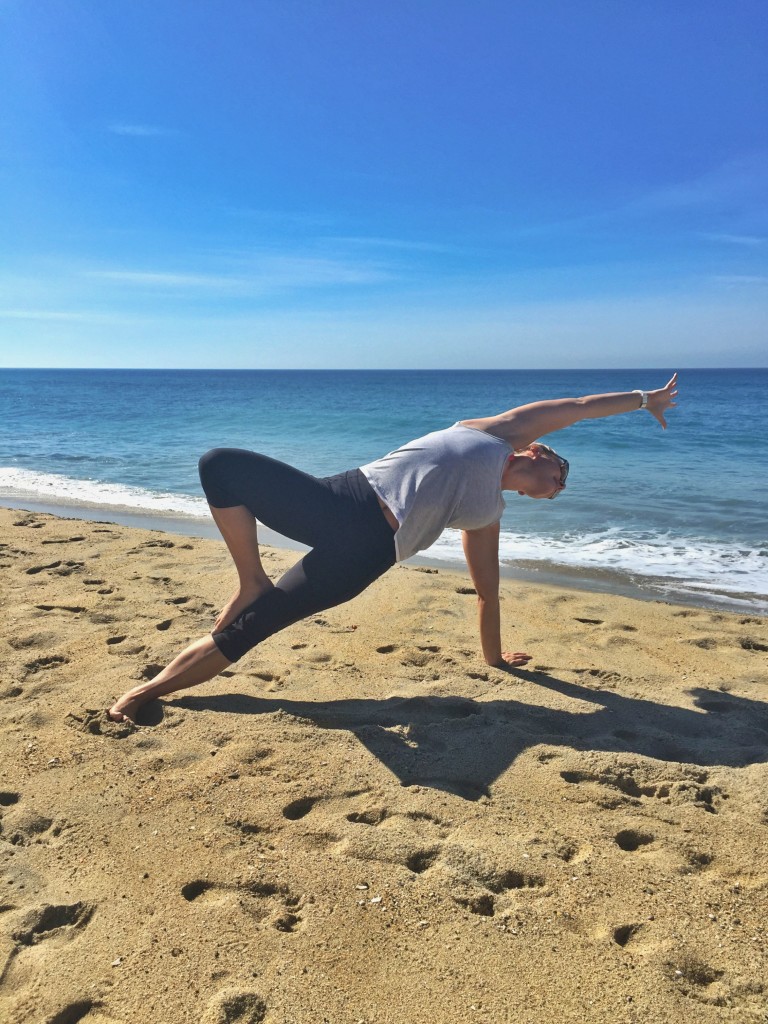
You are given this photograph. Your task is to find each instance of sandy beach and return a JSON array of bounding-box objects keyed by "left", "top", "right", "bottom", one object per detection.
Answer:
[{"left": 1, "top": 505, "right": 767, "bottom": 1024}]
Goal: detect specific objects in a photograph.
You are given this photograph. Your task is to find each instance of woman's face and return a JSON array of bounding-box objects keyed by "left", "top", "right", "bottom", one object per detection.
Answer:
[{"left": 516, "top": 451, "right": 566, "bottom": 499}]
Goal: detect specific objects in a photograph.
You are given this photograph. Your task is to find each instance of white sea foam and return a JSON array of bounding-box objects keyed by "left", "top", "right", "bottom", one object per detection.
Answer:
[
  {"left": 425, "top": 526, "right": 768, "bottom": 603},
  {"left": 0, "top": 467, "right": 209, "bottom": 518},
  {"left": 2, "top": 466, "right": 766, "bottom": 610}
]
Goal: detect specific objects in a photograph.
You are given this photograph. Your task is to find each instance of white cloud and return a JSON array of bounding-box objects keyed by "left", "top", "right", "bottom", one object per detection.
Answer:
[
  {"left": 712, "top": 274, "right": 768, "bottom": 285},
  {"left": 0, "top": 309, "right": 120, "bottom": 322},
  {"left": 85, "top": 270, "right": 241, "bottom": 289},
  {"left": 323, "top": 236, "right": 457, "bottom": 254},
  {"left": 84, "top": 255, "right": 391, "bottom": 293},
  {"left": 631, "top": 154, "right": 768, "bottom": 214},
  {"left": 2, "top": 290, "right": 765, "bottom": 369},
  {"left": 106, "top": 123, "right": 177, "bottom": 137},
  {"left": 699, "top": 232, "right": 765, "bottom": 247}
]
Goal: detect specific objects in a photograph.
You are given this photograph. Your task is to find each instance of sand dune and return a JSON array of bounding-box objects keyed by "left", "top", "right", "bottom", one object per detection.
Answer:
[{"left": 1, "top": 507, "right": 767, "bottom": 1023}]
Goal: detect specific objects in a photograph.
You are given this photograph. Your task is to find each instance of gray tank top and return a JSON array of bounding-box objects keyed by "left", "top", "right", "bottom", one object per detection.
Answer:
[{"left": 360, "top": 424, "right": 512, "bottom": 562}]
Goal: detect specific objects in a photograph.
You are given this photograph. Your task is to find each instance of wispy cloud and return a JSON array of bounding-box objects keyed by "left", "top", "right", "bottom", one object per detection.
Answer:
[
  {"left": 492, "top": 155, "right": 768, "bottom": 241},
  {"left": 699, "top": 232, "right": 765, "bottom": 247},
  {"left": 106, "top": 123, "right": 178, "bottom": 138},
  {"left": 323, "top": 235, "right": 457, "bottom": 254},
  {"left": 222, "top": 207, "right": 335, "bottom": 228},
  {"left": 86, "top": 270, "right": 239, "bottom": 289},
  {"left": 0, "top": 309, "right": 122, "bottom": 322},
  {"left": 712, "top": 274, "right": 768, "bottom": 286},
  {"left": 630, "top": 154, "right": 768, "bottom": 214},
  {"left": 84, "top": 254, "right": 391, "bottom": 293}
]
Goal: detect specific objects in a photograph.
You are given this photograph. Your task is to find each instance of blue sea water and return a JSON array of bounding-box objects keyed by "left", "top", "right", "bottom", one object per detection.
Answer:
[{"left": 1, "top": 368, "right": 766, "bottom": 613}]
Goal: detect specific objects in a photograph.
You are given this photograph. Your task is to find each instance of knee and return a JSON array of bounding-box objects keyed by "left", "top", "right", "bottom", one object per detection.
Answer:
[
  {"left": 198, "top": 447, "right": 229, "bottom": 484},
  {"left": 199, "top": 447, "right": 242, "bottom": 507}
]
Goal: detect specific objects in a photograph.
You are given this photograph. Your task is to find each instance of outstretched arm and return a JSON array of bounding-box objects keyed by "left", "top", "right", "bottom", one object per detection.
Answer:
[
  {"left": 462, "top": 373, "right": 679, "bottom": 449},
  {"left": 462, "top": 522, "right": 531, "bottom": 669}
]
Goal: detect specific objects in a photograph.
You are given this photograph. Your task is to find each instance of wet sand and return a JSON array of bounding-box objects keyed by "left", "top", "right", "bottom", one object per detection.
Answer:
[{"left": 1, "top": 506, "right": 767, "bottom": 1023}]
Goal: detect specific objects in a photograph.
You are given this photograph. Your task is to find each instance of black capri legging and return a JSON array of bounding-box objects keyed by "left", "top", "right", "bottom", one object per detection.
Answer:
[{"left": 198, "top": 448, "right": 397, "bottom": 662}]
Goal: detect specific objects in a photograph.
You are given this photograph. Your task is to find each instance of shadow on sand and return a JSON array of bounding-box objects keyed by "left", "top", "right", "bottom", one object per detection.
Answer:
[{"left": 148, "top": 667, "right": 768, "bottom": 801}]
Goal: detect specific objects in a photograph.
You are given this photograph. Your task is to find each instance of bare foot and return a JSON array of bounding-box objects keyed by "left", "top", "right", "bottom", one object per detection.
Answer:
[
  {"left": 214, "top": 579, "right": 274, "bottom": 632},
  {"left": 107, "top": 692, "right": 145, "bottom": 725}
]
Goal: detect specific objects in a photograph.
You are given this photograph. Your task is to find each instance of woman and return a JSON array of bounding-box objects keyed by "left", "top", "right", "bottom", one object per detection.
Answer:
[{"left": 108, "top": 374, "right": 678, "bottom": 724}]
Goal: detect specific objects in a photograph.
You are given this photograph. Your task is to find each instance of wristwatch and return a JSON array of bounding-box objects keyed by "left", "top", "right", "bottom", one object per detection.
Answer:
[{"left": 633, "top": 390, "right": 648, "bottom": 408}]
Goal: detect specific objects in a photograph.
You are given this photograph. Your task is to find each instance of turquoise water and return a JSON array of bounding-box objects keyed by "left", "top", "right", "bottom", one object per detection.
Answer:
[{"left": 1, "top": 368, "right": 766, "bottom": 612}]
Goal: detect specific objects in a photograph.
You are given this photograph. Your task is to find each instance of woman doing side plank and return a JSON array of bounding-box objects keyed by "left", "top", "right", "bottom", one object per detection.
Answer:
[{"left": 108, "top": 374, "right": 678, "bottom": 724}]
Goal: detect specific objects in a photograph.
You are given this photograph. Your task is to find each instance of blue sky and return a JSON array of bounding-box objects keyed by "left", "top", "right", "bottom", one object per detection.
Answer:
[{"left": 1, "top": 0, "right": 766, "bottom": 368}]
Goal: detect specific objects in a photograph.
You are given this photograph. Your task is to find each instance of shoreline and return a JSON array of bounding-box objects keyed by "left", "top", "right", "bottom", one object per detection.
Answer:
[{"left": 2, "top": 496, "right": 765, "bottom": 617}]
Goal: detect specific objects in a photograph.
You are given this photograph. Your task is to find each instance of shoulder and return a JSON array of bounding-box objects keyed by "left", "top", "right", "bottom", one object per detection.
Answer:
[
  {"left": 456, "top": 418, "right": 516, "bottom": 444},
  {"left": 453, "top": 421, "right": 515, "bottom": 450}
]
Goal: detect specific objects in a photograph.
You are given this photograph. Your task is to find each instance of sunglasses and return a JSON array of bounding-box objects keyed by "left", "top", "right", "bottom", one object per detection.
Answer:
[{"left": 532, "top": 443, "right": 569, "bottom": 498}]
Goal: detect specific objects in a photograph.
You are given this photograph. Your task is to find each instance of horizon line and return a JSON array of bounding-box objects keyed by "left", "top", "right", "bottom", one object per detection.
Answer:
[{"left": 1, "top": 365, "right": 766, "bottom": 373}]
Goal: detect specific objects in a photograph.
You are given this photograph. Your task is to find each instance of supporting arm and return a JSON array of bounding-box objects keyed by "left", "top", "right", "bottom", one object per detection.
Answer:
[{"left": 462, "top": 522, "right": 531, "bottom": 669}]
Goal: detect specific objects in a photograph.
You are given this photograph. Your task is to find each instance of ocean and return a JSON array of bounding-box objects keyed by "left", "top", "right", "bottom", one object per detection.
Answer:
[{"left": 1, "top": 368, "right": 766, "bottom": 614}]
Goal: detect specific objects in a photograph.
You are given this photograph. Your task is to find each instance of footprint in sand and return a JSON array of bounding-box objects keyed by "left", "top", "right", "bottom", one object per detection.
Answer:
[
  {"left": 137, "top": 663, "right": 164, "bottom": 680},
  {"left": 446, "top": 846, "right": 547, "bottom": 917},
  {"left": 25, "top": 560, "right": 63, "bottom": 575},
  {"left": 13, "top": 518, "right": 44, "bottom": 529},
  {"left": 88, "top": 612, "right": 117, "bottom": 624},
  {"left": 36, "top": 604, "right": 85, "bottom": 615},
  {"left": 126, "top": 539, "right": 176, "bottom": 553},
  {"left": 612, "top": 922, "right": 645, "bottom": 947},
  {"left": 52, "top": 560, "right": 85, "bottom": 577},
  {"left": 250, "top": 670, "right": 280, "bottom": 682},
  {"left": 181, "top": 878, "right": 304, "bottom": 932},
  {"left": 681, "top": 848, "right": 714, "bottom": 873},
  {"left": 559, "top": 764, "right": 725, "bottom": 815},
  {"left": 66, "top": 709, "right": 135, "bottom": 739},
  {"left": 739, "top": 637, "right": 768, "bottom": 652},
  {"left": 664, "top": 951, "right": 727, "bottom": 1005},
  {"left": 1, "top": 805, "right": 55, "bottom": 846},
  {"left": 304, "top": 651, "right": 333, "bottom": 665},
  {"left": 23, "top": 655, "right": 69, "bottom": 675},
  {"left": 11, "top": 900, "right": 95, "bottom": 946},
  {"left": 298, "top": 791, "right": 456, "bottom": 877},
  {"left": 45, "top": 999, "right": 115, "bottom": 1024},
  {"left": 201, "top": 988, "right": 267, "bottom": 1024},
  {"left": 282, "top": 795, "right": 321, "bottom": 820},
  {"left": 8, "top": 632, "right": 58, "bottom": 651},
  {"left": 573, "top": 667, "right": 623, "bottom": 687},
  {"left": 614, "top": 828, "right": 655, "bottom": 852},
  {"left": 225, "top": 817, "right": 267, "bottom": 837}
]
